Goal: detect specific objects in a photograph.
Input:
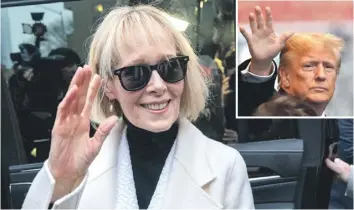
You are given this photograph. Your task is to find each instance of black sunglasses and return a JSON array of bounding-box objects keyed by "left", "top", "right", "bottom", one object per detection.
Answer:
[{"left": 113, "top": 56, "right": 189, "bottom": 91}]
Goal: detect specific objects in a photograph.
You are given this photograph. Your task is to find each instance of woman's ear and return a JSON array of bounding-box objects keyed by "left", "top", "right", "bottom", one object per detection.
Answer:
[{"left": 105, "top": 80, "right": 116, "bottom": 100}]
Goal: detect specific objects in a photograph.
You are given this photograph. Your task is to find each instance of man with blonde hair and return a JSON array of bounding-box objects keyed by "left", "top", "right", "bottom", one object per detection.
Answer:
[
  {"left": 237, "top": 6, "right": 345, "bottom": 116},
  {"left": 276, "top": 33, "right": 344, "bottom": 116}
]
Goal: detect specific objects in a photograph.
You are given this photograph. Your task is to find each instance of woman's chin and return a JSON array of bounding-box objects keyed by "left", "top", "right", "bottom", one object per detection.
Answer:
[{"left": 145, "top": 122, "right": 173, "bottom": 133}]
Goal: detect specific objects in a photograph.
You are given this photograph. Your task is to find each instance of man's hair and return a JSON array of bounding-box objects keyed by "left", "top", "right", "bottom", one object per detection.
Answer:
[
  {"left": 253, "top": 94, "right": 317, "bottom": 116},
  {"left": 279, "top": 33, "right": 344, "bottom": 70},
  {"left": 278, "top": 33, "right": 344, "bottom": 88}
]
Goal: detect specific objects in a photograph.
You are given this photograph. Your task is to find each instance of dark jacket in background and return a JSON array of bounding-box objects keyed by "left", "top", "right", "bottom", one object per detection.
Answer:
[
  {"left": 237, "top": 59, "right": 277, "bottom": 117},
  {"left": 224, "top": 59, "right": 277, "bottom": 135}
]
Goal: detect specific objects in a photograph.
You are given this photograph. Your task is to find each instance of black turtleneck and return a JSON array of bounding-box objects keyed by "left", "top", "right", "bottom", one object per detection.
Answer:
[{"left": 123, "top": 115, "right": 178, "bottom": 209}]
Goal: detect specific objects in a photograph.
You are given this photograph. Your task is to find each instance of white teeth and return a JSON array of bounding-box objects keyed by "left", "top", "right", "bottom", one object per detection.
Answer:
[{"left": 143, "top": 102, "right": 168, "bottom": 110}]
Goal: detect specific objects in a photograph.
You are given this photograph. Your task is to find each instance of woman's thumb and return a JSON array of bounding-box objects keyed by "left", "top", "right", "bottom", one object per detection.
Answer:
[{"left": 92, "top": 116, "right": 119, "bottom": 146}]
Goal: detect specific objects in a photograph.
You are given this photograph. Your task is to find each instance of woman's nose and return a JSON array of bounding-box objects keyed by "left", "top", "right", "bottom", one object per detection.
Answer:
[{"left": 146, "top": 71, "right": 166, "bottom": 94}]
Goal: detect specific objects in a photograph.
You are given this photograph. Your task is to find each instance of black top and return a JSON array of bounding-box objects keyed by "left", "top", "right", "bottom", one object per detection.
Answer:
[{"left": 123, "top": 116, "right": 178, "bottom": 209}]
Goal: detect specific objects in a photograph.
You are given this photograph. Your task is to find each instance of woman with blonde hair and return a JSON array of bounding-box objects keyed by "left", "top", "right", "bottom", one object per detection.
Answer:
[{"left": 22, "top": 5, "right": 254, "bottom": 209}]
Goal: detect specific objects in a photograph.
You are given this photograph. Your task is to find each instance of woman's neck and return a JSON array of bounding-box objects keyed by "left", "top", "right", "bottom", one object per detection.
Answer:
[{"left": 122, "top": 115, "right": 178, "bottom": 145}]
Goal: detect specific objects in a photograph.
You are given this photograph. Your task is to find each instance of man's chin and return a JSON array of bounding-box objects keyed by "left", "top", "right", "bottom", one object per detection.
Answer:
[{"left": 306, "top": 95, "right": 331, "bottom": 104}]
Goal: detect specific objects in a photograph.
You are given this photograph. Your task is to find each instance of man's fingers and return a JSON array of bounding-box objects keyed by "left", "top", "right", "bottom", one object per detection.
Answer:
[
  {"left": 279, "top": 32, "right": 294, "bottom": 44},
  {"left": 56, "top": 85, "right": 78, "bottom": 122},
  {"left": 265, "top": 7, "right": 273, "bottom": 29},
  {"left": 255, "top": 6, "right": 265, "bottom": 30},
  {"left": 239, "top": 26, "right": 250, "bottom": 42},
  {"left": 81, "top": 74, "right": 102, "bottom": 117},
  {"left": 248, "top": 13, "right": 257, "bottom": 33},
  {"left": 91, "top": 116, "right": 118, "bottom": 147}
]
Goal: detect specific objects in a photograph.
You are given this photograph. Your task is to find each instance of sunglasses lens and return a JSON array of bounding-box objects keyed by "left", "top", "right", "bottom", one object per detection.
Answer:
[
  {"left": 158, "top": 58, "right": 186, "bottom": 83},
  {"left": 116, "top": 56, "right": 188, "bottom": 91},
  {"left": 120, "top": 66, "right": 150, "bottom": 90}
]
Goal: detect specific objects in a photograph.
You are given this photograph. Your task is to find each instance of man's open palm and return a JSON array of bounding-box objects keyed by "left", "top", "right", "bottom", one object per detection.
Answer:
[{"left": 239, "top": 6, "right": 294, "bottom": 64}]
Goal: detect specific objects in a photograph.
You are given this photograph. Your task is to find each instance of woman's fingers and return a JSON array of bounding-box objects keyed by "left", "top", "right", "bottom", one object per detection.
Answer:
[
  {"left": 69, "top": 89, "right": 79, "bottom": 117},
  {"left": 91, "top": 115, "right": 118, "bottom": 151},
  {"left": 69, "top": 67, "right": 84, "bottom": 90},
  {"left": 56, "top": 85, "right": 78, "bottom": 122},
  {"left": 81, "top": 74, "right": 102, "bottom": 117},
  {"left": 75, "top": 66, "right": 92, "bottom": 113}
]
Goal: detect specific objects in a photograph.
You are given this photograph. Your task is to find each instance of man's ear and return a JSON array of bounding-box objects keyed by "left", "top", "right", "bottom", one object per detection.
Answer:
[
  {"left": 105, "top": 80, "right": 116, "bottom": 100},
  {"left": 279, "top": 67, "right": 290, "bottom": 89}
]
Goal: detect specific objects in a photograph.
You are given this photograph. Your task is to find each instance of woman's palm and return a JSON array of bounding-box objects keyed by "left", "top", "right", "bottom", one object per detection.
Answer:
[{"left": 48, "top": 66, "right": 117, "bottom": 182}]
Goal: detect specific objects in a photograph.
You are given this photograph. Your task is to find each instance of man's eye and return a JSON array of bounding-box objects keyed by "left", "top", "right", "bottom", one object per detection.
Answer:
[
  {"left": 325, "top": 65, "right": 335, "bottom": 69},
  {"left": 303, "top": 64, "right": 315, "bottom": 69}
]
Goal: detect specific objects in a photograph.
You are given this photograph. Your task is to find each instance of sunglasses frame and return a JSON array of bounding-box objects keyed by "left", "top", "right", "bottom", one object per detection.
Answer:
[{"left": 112, "top": 55, "right": 189, "bottom": 91}]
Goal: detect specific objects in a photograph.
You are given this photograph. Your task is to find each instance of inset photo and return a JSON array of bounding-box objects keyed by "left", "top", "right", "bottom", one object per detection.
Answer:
[{"left": 236, "top": 1, "right": 353, "bottom": 117}]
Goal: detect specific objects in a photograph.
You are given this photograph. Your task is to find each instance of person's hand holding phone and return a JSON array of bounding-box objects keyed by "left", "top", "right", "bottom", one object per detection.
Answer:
[{"left": 325, "top": 158, "right": 351, "bottom": 183}]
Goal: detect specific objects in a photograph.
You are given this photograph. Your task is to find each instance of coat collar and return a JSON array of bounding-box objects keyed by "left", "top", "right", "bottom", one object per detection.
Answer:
[
  {"left": 85, "top": 117, "right": 221, "bottom": 208},
  {"left": 87, "top": 117, "right": 216, "bottom": 186}
]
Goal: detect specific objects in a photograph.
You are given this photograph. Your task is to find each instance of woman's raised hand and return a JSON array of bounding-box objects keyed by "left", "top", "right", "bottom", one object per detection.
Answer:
[{"left": 47, "top": 65, "right": 118, "bottom": 199}]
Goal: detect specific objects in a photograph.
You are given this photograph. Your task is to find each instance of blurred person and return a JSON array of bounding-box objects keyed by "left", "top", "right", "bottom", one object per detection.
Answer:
[
  {"left": 48, "top": 48, "right": 82, "bottom": 100},
  {"left": 253, "top": 94, "right": 317, "bottom": 116},
  {"left": 329, "top": 119, "right": 353, "bottom": 209},
  {"left": 237, "top": 6, "right": 344, "bottom": 116},
  {"left": 326, "top": 158, "right": 353, "bottom": 199},
  {"left": 22, "top": 5, "right": 254, "bottom": 209},
  {"left": 48, "top": 48, "right": 82, "bottom": 85}
]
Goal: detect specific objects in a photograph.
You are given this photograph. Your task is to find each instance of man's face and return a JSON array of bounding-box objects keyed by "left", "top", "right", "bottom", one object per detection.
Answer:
[{"left": 283, "top": 50, "right": 338, "bottom": 105}]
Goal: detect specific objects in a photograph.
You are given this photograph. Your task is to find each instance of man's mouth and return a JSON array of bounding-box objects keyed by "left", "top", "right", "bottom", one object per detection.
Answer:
[
  {"left": 311, "top": 87, "right": 328, "bottom": 92},
  {"left": 141, "top": 100, "right": 171, "bottom": 111}
]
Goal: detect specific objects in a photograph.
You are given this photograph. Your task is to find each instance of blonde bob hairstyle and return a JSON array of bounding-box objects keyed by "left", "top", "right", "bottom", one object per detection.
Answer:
[{"left": 89, "top": 5, "right": 210, "bottom": 124}]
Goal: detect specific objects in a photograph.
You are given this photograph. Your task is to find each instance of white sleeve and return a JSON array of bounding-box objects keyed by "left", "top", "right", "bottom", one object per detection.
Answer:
[
  {"left": 240, "top": 61, "right": 276, "bottom": 83},
  {"left": 22, "top": 160, "right": 88, "bottom": 209}
]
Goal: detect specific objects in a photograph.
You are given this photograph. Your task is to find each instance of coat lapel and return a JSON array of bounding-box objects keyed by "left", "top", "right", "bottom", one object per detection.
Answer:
[
  {"left": 82, "top": 118, "right": 223, "bottom": 209},
  {"left": 88, "top": 119, "right": 125, "bottom": 182},
  {"left": 162, "top": 118, "right": 223, "bottom": 209},
  {"left": 78, "top": 119, "right": 125, "bottom": 208}
]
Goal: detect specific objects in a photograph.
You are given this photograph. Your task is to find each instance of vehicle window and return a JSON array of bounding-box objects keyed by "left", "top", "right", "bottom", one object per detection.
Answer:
[{"left": 1, "top": 0, "right": 235, "bottom": 163}]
